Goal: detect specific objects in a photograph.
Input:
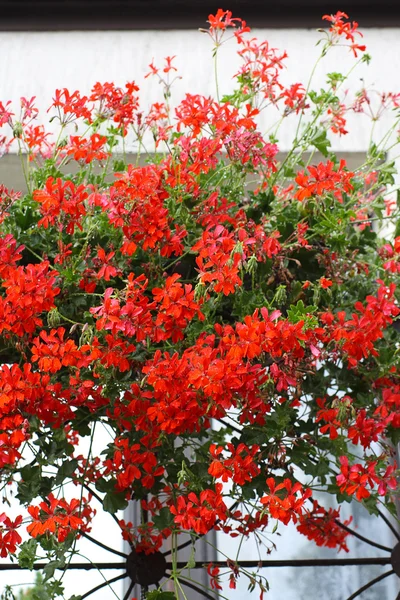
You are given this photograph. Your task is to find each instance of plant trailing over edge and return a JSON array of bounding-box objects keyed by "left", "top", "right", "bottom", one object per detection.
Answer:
[{"left": 0, "top": 8, "right": 399, "bottom": 599}]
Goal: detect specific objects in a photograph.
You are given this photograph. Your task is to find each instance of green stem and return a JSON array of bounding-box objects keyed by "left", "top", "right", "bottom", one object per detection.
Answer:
[{"left": 214, "top": 46, "right": 220, "bottom": 103}]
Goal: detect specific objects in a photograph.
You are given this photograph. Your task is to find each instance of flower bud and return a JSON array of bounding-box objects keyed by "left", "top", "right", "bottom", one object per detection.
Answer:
[
  {"left": 47, "top": 308, "right": 61, "bottom": 327},
  {"left": 273, "top": 285, "right": 287, "bottom": 306}
]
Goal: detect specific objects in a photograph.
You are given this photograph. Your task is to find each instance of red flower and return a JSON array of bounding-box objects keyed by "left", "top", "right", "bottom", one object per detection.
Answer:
[
  {"left": 207, "top": 563, "right": 223, "bottom": 590},
  {"left": 0, "top": 514, "right": 23, "bottom": 557},
  {"left": 207, "top": 9, "right": 242, "bottom": 31},
  {"left": 170, "top": 484, "right": 227, "bottom": 534},
  {"left": 336, "top": 456, "right": 379, "bottom": 501},
  {"left": 27, "top": 494, "right": 94, "bottom": 542},
  {"left": 316, "top": 398, "right": 341, "bottom": 439},
  {"left": 94, "top": 248, "right": 121, "bottom": 281},
  {"left": 295, "top": 160, "right": 354, "bottom": 202},
  {"left": 297, "top": 502, "right": 352, "bottom": 552},
  {"left": 320, "top": 277, "right": 333, "bottom": 289},
  {"left": 260, "top": 478, "right": 311, "bottom": 525},
  {"left": 322, "top": 12, "right": 366, "bottom": 57},
  {"left": 31, "top": 327, "right": 89, "bottom": 373},
  {"left": 65, "top": 133, "right": 109, "bottom": 164},
  {"left": 209, "top": 442, "right": 260, "bottom": 485},
  {"left": 33, "top": 177, "right": 88, "bottom": 233}
]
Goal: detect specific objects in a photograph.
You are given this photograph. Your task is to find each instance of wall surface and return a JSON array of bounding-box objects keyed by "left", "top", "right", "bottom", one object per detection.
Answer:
[
  {"left": 0, "top": 24, "right": 400, "bottom": 599},
  {"left": 0, "top": 27, "right": 400, "bottom": 152}
]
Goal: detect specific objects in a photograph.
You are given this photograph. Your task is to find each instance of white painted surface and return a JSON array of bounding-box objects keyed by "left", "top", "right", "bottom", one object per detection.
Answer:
[{"left": 0, "top": 27, "right": 399, "bottom": 154}]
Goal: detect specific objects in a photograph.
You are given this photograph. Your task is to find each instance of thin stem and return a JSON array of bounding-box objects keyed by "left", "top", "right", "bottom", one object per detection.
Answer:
[
  {"left": 171, "top": 530, "right": 181, "bottom": 599},
  {"left": 57, "top": 311, "right": 84, "bottom": 326},
  {"left": 346, "top": 570, "right": 394, "bottom": 600},
  {"left": 55, "top": 422, "right": 98, "bottom": 590},
  {"left": 176, "top": 578, "right": 190, "bottom": 600},
  {"left": 272, "top": 53, "right": 364, "bottom": 186},
  {"left": 213, "top": 47, "right": 220, "bottom": 103},
  {"left": 293, "top": 51, "right": 325, "bottom": 142},
  {"left": 17, "top": 140, "right": 30, "bottom": 192},
  {"left": 75, "top": 552, "right": 124, "bottom": 600},
  {"left": 23, "top": 245, "right": 57, "bottom": 268}
]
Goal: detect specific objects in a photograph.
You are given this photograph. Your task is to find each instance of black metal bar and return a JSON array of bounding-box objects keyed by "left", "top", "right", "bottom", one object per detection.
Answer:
[
  {"left": 376, "top": 508, "right": 400, "bottom": 542},
  {"left": 123, "top": 580, "right": 135, "bottom": 600},
  {"left": 0, "top": 562, "right": 127, "bottom": 570},
  {"left": 180, "top": 578, "right": 217, "bottom": 600},
  {"left": 0, "top": 556, "right": 392, "bottom": 573},
  {"left": 346, "top": 569, "right": 395, "bottom": 600},
  {"left": 334, "top": 519, "right": 392, "bottom": 553},
  {"left": 81, "top": 530, "right": 128, "bottom": 559},
  {"left": 82, "top": 483, "right": 126, "bottom": 531},
  {"left": 80, "top": 573, "right": 128, "bottom": 599},
  {"left": 165, "top": 557, "right": 392, "bottom": 569},
  {"left": 217, "top": 419, "right": 242, "bottom": 434}
]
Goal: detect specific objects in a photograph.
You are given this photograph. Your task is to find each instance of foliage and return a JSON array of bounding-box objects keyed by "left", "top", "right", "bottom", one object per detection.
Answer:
[{"left": 0, "top": 8, "right": 399, "bottom": 599}]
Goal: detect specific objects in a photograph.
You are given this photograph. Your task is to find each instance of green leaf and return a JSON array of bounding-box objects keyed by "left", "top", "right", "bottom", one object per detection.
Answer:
[
  {"left": 310, "top": 129, "right": 331, "bottom": 157},
  {"left": 287, "top": 300, "right": 317, "bottom": 325},
  {"left": 113, "top": 159, "right": 126, "bottom": 173},
  {"left": 386, "top": 424, "right": 400, "bottom": 446},
  {"left": 95, "top": 477, "right": 118, "bottom": 493},
  {"left": 1, "top": 586, "right": 16, "bottom": 600},
  {"left": 55, "top": 459, "right": 78, "bottom": 485},
  {"left": 18, "top": 539, "right": 38, "bottom": 570},
  {"left": 43, "top": 560, "right": 60, "bottom": 582},
  {"left": 103, "top": 491, "right": 129, "bottom": 514},
  {"left": 377, "top": 160, "right": 396, "bottom": 185},
  {"left": 16, "top": 466, "right": 42, "bottom": 503},
  {"left": 146, "top": 592, "right": 176, "bottom": 600},
  {"left": 153, "top": 507, "right": 174, "bottom": 531},
  {"left": 326, "top": 72, "right": 346, "bottom": 86}
]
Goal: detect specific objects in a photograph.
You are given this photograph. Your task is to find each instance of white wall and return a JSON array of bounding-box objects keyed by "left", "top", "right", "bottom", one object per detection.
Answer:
[{"left": 1, "top": 27, "right": 400, "bottom": 154}]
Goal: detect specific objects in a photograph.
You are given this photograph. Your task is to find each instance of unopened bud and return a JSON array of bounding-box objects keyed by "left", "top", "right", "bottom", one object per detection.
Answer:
[
  {"left": 13, "top": 122, "right": 23, "bottom": 139},
  {"left": 79, "top": 325, "right": 93, "bottom": 347},
  {"left": 273, "top": 285, "right": 287, "bottom": 306},
  {"left": 47, "top": 308, "right": 61, "bottom": 328},
  {"left": 245, "top": 254, "right": 258, "bottom": 275},
  {"left": 194, "top": 281, "right": 207, "bottom": 302}
]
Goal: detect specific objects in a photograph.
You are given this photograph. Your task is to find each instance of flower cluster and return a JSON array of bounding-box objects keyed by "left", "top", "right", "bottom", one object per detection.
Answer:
[{"left": 27, "top": 494, "right": 94, "bottom": 542}]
